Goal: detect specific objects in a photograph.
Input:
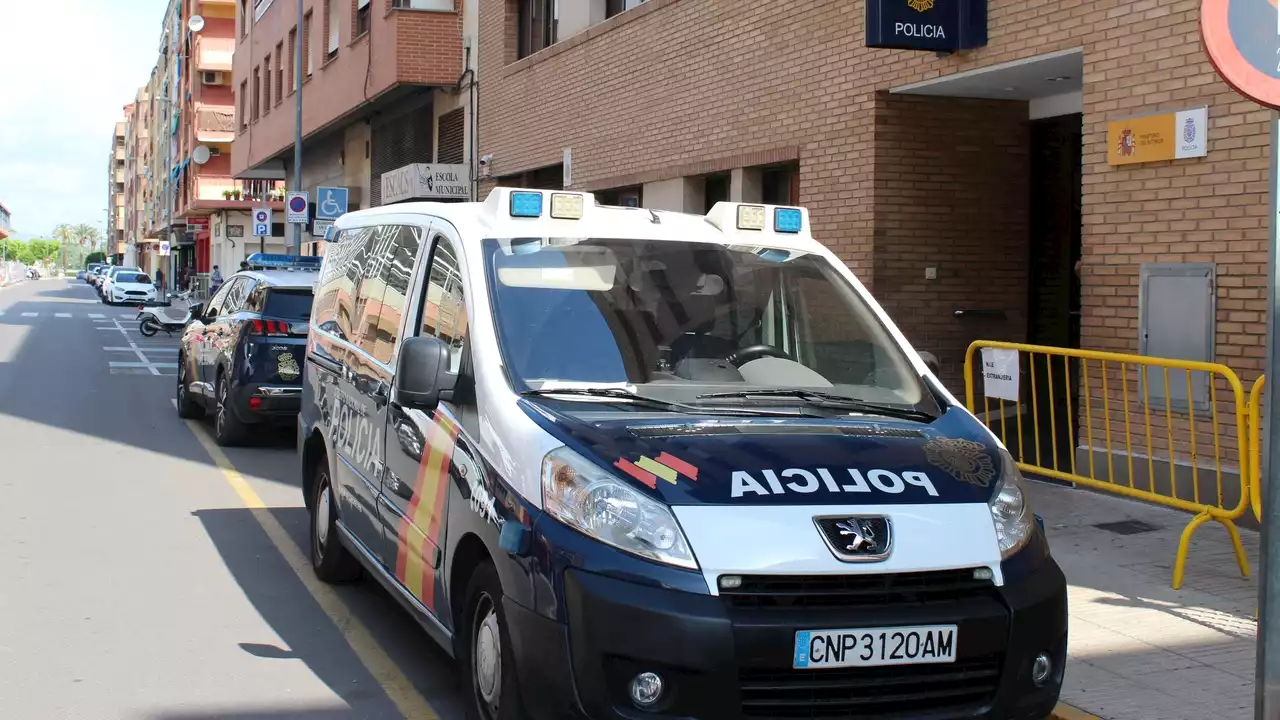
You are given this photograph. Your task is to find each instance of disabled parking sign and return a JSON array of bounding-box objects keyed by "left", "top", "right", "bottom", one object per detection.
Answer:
[{"left": 316, "top": 187, "right": 348, "bottom": 220}]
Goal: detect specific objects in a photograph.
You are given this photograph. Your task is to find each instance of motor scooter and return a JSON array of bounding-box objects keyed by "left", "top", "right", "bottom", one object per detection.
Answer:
[{"left": 137, "top": 289, "right": 199, "bottom": 337}]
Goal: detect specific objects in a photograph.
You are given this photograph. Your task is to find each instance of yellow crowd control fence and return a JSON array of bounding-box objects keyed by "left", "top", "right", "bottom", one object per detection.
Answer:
[
  {"left": 1250, "top": 376, "right": 1266, "bottom": 523},
  {"left": 963, "top": 341, "right": 1251, "bottom": 590}
]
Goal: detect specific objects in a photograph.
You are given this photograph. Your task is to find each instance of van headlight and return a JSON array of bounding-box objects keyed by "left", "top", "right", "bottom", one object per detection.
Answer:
[
  {"left": 541, "top": 447, "right": 698, "bottom": 570},
  {"left": 989, "top": 449, "right": 1034, "bottom": 558}
]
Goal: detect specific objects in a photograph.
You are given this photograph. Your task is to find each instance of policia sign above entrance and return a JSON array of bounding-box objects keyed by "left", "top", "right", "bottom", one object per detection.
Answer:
[{"left": 866, "top": 0, "right": 988, "bottom": 52}]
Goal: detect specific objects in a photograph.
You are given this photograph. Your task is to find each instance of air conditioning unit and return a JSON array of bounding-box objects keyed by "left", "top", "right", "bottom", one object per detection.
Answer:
[
  {"left": 209, "top": 147, "right": 222, "bottom": 156},
  {"left": 202, "top": 71, "right": 224, "bottom": 85}
]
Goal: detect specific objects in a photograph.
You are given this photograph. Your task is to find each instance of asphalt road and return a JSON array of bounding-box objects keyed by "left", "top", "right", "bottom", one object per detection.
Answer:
[{"left": 0, "top": 278, "right": 467, "bottom": 720}]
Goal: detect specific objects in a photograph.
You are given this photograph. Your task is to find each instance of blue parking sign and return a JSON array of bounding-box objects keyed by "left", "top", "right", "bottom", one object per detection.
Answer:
[{"left": 316, "top": 186, "right": 349, "bottom": 220}]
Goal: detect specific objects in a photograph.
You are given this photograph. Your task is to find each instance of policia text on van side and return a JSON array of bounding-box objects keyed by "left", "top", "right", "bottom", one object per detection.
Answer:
[{"left": 298, "top": 188, "right": 1067, "bottom": 720}]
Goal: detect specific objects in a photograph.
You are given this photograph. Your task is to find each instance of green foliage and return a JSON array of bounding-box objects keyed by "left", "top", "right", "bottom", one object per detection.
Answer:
[{"left": 86, "top": 251, "right": 106, "bottom": 266}]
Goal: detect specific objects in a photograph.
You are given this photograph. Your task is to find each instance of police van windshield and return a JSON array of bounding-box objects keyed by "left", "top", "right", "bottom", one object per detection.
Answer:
[{"left": 484, "top": 238, "right": 934, "bottom": 411}]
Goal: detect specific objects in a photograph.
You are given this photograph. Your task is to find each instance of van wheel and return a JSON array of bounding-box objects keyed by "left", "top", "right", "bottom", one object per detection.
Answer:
[
  {"left": 310, "top": 460, "right": 361, "bottom": 583},
  {"left": 461, "top": 562, "right": 524, "bottom": 720},
  {"left": 213, "top": 375, "right": 245, "bottom": 446},
  {"left": 176, "top": 356, "right": 203, "bottom": 419}
]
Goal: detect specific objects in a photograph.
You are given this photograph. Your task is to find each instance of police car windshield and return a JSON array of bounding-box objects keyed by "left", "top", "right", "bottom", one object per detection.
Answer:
[{"left": 484, "top": 238, "right": 934, "bottom": 411}]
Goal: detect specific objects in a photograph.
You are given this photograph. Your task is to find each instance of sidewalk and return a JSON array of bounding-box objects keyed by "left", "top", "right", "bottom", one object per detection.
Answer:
[{"left": 1030, "top": 480, "right": 1257, "bottom": 720}]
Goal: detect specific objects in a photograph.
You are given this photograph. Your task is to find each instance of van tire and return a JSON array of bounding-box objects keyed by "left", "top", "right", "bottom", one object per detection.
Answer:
[
  {"left": 309, "top": 460, "right": 361, "bottom": 583},
  {"left": 460, "top": 562, "right": 525, "bottom": 720}
]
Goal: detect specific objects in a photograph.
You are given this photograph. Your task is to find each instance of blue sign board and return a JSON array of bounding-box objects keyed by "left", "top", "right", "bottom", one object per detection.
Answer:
[
  {"left": 866, "top": 0, "right": 987, "bottom": 52},
  {"left": 316, "top": 186, "right": 349, "bottom": 220}
]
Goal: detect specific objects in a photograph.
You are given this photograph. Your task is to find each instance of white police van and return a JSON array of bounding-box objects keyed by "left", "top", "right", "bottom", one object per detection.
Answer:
[{"left": 299, "top": 188, "right": 1066, "bottom": 720}]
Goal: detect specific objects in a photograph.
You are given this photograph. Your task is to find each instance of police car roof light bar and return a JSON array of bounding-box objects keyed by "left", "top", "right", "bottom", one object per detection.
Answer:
[
  {"left": 774, "top": 207, "right": 803, "bottom": 233},
  {"left": 510, "top": 191, "right": 544, "bottom": 218},
  {"left": 549, "top": 192, "right": 584, "bottom": 220},
  {"left": 245, "top": 252, "right": 323, "bottom": 270},
  {"left": 736, "top": 205, "right": 766, "bottom": 231}
]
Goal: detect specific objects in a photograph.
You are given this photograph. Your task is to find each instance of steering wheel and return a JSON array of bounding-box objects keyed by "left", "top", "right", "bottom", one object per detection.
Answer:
[{"left": 728, "top": 344, "right": 792, "bottom": 367}]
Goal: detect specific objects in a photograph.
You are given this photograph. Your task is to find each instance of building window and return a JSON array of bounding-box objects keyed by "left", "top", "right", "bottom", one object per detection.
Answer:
[
  {"left": 240, "top": 0, "right": 248, "bottom": 38},
  {"left": 606, "top": 0, "right": 646, "bottom": 18},
  {"left": 761, "top": 163, "right": 800, "bottom": 205},
  {"left": 304, "top": 11, "right": 314, "bottom": 76},
  {"left": 356, "top": 0, "right": 371, "bottom": 37},
  {"left": 262, "top": 53, "right": 271, "bottom": 114},
  {"left": 251, "top": 66, "right": 260, "bottom": 121},
  {"left": 325, "top": 0, "right": 340, "bottom": 58},
  {"left": 287, "top": 27, "right": 297, "bottom": 91},
  {"left": 516, "top": 0, "right": 556, "bottom": 59},
  {"left": 274, "top": 42, "right": 284, "bottom": 103}
]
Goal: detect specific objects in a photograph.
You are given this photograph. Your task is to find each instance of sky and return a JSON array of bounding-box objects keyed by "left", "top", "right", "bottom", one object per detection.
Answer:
[{"left": 0, "top": 0, "right": 169, "bottom": 239}]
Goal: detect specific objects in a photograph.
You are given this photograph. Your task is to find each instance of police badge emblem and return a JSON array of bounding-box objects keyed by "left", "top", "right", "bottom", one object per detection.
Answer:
[
  {"left": 276, "top": 352, "right": 301, "bottom": 381},
  {"left": 922, "top": 437, "right": 998, "bottom": 487},
  {"left": 908, "top": 0, "right": 934, "bottom": 10}
]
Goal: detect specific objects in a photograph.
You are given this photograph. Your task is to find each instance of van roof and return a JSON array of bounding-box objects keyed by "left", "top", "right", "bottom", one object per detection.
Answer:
[
  {"left": 236, "top": 269, "right": 318, "bottom": 290},
  {"left": 332, "top": 187, "right": 826, "bottom": 254}
]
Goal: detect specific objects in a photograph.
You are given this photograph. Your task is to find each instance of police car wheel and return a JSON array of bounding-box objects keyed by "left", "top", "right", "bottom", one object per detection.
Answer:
[
  {"left": 310, "top": 461, "right": 361, "bottom": 583},
  {"left": 461, "top": 563, "right": 523, "bottom": 720},
  {"left": 214, "top": 375, "right": 245, "bottom": 446},
  {"left": 176, "top": 356, "right": 203, "bottom": 419}
]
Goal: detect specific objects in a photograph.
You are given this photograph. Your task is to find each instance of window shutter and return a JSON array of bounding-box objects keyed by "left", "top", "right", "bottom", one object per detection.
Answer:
[{"left": 327, "top": 1, "right": 340, "bottom": 53}]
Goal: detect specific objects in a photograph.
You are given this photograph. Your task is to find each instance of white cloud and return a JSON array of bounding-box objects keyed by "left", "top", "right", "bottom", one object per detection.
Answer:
[{"left": 0, "top": 0, "right": 169, "bottom": 237}]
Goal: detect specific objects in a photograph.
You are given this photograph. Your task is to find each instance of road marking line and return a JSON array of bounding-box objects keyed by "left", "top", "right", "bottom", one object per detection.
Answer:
[
  {"left": 1051, "top": 703, "right": 1103, "bottom": 720},
  {"left": 55, "top": 313, "right": 71, "bottom": 318},
  {"left": 183, "top": 420, "right": 440, "bottom": 720},
  {"left": 20, "top": 312, "right": 37, "bottom": 317},
  {"left": 89, "top": 313, "right": 104, "bottom": 319},
  {"left": 108, "top": 317, "right": 162, "bottom": 376},
  {"left": 103, "top": 346, "right": 179, "bottom": 353},
  {"left": 109, "top": 361, "right": 178, "bottom": 369}
]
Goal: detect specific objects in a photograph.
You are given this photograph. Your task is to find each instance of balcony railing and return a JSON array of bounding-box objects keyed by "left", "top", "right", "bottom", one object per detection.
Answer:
[{"left": 196, "top": 109, "right": 235, "bottom": 135}]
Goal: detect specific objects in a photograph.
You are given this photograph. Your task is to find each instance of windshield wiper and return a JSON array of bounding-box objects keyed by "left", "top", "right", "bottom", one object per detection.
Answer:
[
  {"left": 695, "top": 389, "right": 936, "bottom": 423},
  {"left": 521, "top": 388, "right": 800, "bottom": 417}
]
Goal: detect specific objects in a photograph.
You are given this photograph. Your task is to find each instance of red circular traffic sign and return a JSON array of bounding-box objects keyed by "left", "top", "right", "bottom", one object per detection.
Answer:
[
  {"left": 288, "top": 195, "right": 307, "bottom": 213},
  {"left": 1203, "top": 0, "right": 1280, "bottom": 108}
]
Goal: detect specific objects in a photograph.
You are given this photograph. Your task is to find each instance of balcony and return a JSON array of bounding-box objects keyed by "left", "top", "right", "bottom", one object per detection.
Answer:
[
  {"left": 177, "top": 177, "right": 286, "bottom": 218},
  {"left": 196, "top": 34, "right": 234, "bottom": 73},
  {"left": 196, "top": 108, "right": 235, "bottom": 143}
]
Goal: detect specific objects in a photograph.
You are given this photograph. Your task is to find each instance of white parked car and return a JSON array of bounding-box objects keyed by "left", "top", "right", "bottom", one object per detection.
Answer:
[
  {"left": 106, "top": 270, "right": 157, "bottom": 306},
  {"left": 99, "top": 266, "right": 142, "bottom": 303}
]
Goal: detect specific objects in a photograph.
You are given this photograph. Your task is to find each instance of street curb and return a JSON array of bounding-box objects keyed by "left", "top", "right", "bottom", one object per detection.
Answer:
[{"left": 1051, "top": 702, "right": 1104, "bottom": 720}]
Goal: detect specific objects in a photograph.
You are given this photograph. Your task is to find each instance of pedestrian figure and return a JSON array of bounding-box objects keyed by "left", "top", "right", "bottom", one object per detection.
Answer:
[
  {"left": 210, "top": 265, "right": 223, "bottom": 294},
  {"left": 155, "top": 267, "right": 165, "bottom": 292}
]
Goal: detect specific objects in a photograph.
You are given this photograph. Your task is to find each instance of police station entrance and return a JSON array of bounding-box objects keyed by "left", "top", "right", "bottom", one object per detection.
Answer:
[{"left": 886, "top": 49, "right": 1084, "bottom": 470}]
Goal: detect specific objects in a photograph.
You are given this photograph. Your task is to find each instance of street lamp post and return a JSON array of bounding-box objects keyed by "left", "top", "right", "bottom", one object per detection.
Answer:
[{"left": 292, "top": 0, "right": 304, "bottom": 255}]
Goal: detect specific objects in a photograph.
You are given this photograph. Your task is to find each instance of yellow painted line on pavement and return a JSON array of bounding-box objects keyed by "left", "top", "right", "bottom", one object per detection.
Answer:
[
  {"left": 1051, "top": 702, "right": 1103, "bottom": 720},
  {"left": 185, "top": 419, "right": 440, "bottom": 720}
]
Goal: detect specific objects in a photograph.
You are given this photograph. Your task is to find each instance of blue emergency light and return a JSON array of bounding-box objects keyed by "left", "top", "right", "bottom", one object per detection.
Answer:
[
  {"left": 245, "top": 252, "right": 323, "bottom": 270},
  {"left": 510, "top": 191, "right": 544, "bottom": 218},
  {"left": 774, "top": 208, "right": 803, "bottom": 234}
]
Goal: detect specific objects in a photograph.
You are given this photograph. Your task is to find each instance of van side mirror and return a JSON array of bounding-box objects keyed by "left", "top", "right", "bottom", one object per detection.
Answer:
[
  {"left": 918, "top": 351, "right": 941, "bottom": 376},
  {"left": 187, "top": 302, "right": 204, "bottom": 318},
  {"left": 394, "top": 336, "right": 456, "bottom": 408}
]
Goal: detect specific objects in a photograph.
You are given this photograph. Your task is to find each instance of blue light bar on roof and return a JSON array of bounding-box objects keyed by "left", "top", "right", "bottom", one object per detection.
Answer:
[
  {"left": 774, "top": 207, "right": 803, "bottom": 234},
  {"left": 245, "top": 253, "right": 323, "bottom": 270},
  {"left": 510, "top": 191, "right": 544, "bottom": 218}
]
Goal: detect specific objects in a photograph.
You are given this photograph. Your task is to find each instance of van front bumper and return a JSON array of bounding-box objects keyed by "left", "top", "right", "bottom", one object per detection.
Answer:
[{"left": 505, "top": 558, "right": 1066, "bottom": 720}]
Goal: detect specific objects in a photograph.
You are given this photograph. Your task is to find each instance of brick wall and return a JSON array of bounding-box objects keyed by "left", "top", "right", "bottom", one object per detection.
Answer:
[{"left": 872, "top": 94, "right": 1031, "bottom": 391}]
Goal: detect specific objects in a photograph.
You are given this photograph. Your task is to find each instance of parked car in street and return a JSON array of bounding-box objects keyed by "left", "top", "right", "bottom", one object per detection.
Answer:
[
  {"left": 176, "top": 253, "right": 320, "bottom": 445},
  {"left": 99, "top": 266, "right": 141, "bottom": 302},
  {"left": 105, "top": 270, "right": 157, "bottom": 305},
  {"left": 84, "top": 263, "right": 105, "bottom": 284}
]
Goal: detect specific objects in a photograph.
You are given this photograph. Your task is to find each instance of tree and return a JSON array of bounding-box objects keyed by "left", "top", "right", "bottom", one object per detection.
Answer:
[
  {"left": 71, "top": 223, "right": 102, "bottom": 250},
  {"left": 86, "top": 251, "right": 106, "bottom": 266}
]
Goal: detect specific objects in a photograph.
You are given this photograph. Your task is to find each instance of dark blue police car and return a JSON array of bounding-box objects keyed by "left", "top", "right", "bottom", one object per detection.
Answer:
[{"left": 176, "top": 253, "right": 321, "bottom": 445}]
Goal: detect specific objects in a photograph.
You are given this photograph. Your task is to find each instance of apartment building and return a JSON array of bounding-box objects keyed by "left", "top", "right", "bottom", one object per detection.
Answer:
[
  {"left": 478, "top": 0, "right": 1261, "bottom": 383},
  {"left": 231, "top": 0, "right": 473, "bottom": 256},
  {"left": 0, "top": 202, "right": 10, "bottom": 242},
  {"left": 124, "top": 87, "right": 154, "bottom": 274},
  {"left": 107, "top": 117, "right": 128, "bottom": 264}
]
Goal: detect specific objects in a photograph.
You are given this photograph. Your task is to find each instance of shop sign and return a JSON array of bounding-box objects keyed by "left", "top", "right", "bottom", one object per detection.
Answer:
[
  {"left": 380, "top": 164, "right": 471, "bottom": 204},
  {"left": 981, "top": 348, "right": 1019, "bottom": 402},
  {"left": 866, "top": 0, "right": 988, "bottom": 52},
  {"left": 227, "top": 224, "right": 245, "bottom": 238},
  {"left": 1107, "top": 107, "right": 1208, "bottom": 166}
]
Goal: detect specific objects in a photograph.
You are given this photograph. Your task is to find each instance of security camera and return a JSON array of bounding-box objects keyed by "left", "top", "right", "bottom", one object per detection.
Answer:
[{"left": 479, "top": 154, "right": 493, "bottom": 166}]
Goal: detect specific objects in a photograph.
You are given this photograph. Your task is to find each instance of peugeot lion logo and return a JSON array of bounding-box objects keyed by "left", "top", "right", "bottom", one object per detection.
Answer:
[{"left": 814, "top": 516, "right": 892, "bottom": 562}]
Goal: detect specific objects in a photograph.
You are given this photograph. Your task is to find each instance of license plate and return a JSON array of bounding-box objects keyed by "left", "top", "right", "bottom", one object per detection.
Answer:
[{"left": 793, "top": 624, "right": 957, "bottom": 669}]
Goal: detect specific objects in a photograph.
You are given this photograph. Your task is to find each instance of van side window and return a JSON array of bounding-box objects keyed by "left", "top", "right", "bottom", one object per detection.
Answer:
[
  {"left": 223, "top": 278, "right": 255, "bottom": 314},
  {"left": 314, "top": 229, "right": 356, "bottom": 338},
  {"left": 353, "top": 224, "right": 400, "bottom": 357},
  {"left": 206, "top": 280, "right": 234, "bottom": 316},
  {"left": 371, "top": 226, "right": 424, "bottom": 364},
  {"left": 420, "top": 235, "right": 467, "bottom": 373}
]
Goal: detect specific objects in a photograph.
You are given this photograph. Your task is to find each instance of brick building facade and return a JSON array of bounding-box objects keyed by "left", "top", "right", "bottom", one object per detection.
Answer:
[{"left": 477, "top": 0, "right": 1265, "bottom": 485}]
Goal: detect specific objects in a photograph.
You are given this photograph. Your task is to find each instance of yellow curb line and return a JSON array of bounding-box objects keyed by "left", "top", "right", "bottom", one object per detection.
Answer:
[
  {"left": 185, "top": 417, "right": 441, "bottom": 719},
  {"left": 1052, "top": 702, "right": 1104, "bottom": 720}
]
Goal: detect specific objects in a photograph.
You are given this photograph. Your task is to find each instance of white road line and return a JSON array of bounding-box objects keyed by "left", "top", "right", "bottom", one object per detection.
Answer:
[
  {"left": 88, "top": 313, "right": 104, "bottom": 319},
  {"left": 103, "top": 346, "right": 178, "bottom": 353},
  {"left": 55, "top": 313, "right": 71, "bottom": 318},
  {"left": 20, "top": 312, "right": 37, "bottom": 317},
  {"left": 106, "top": 317, "right": 162, "bottom": 376},
  {"left": 109, "top": 361, "right": 178, "bottom": 369}
]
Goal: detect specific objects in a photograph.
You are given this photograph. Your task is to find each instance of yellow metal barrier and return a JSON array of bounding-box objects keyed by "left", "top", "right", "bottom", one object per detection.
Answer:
[
  {"left": 1250, "top": 375, "right": 1265, "bottom": 523},
  {"left": 964, "top": 341, "right": 1251, "bottom": 590}
]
